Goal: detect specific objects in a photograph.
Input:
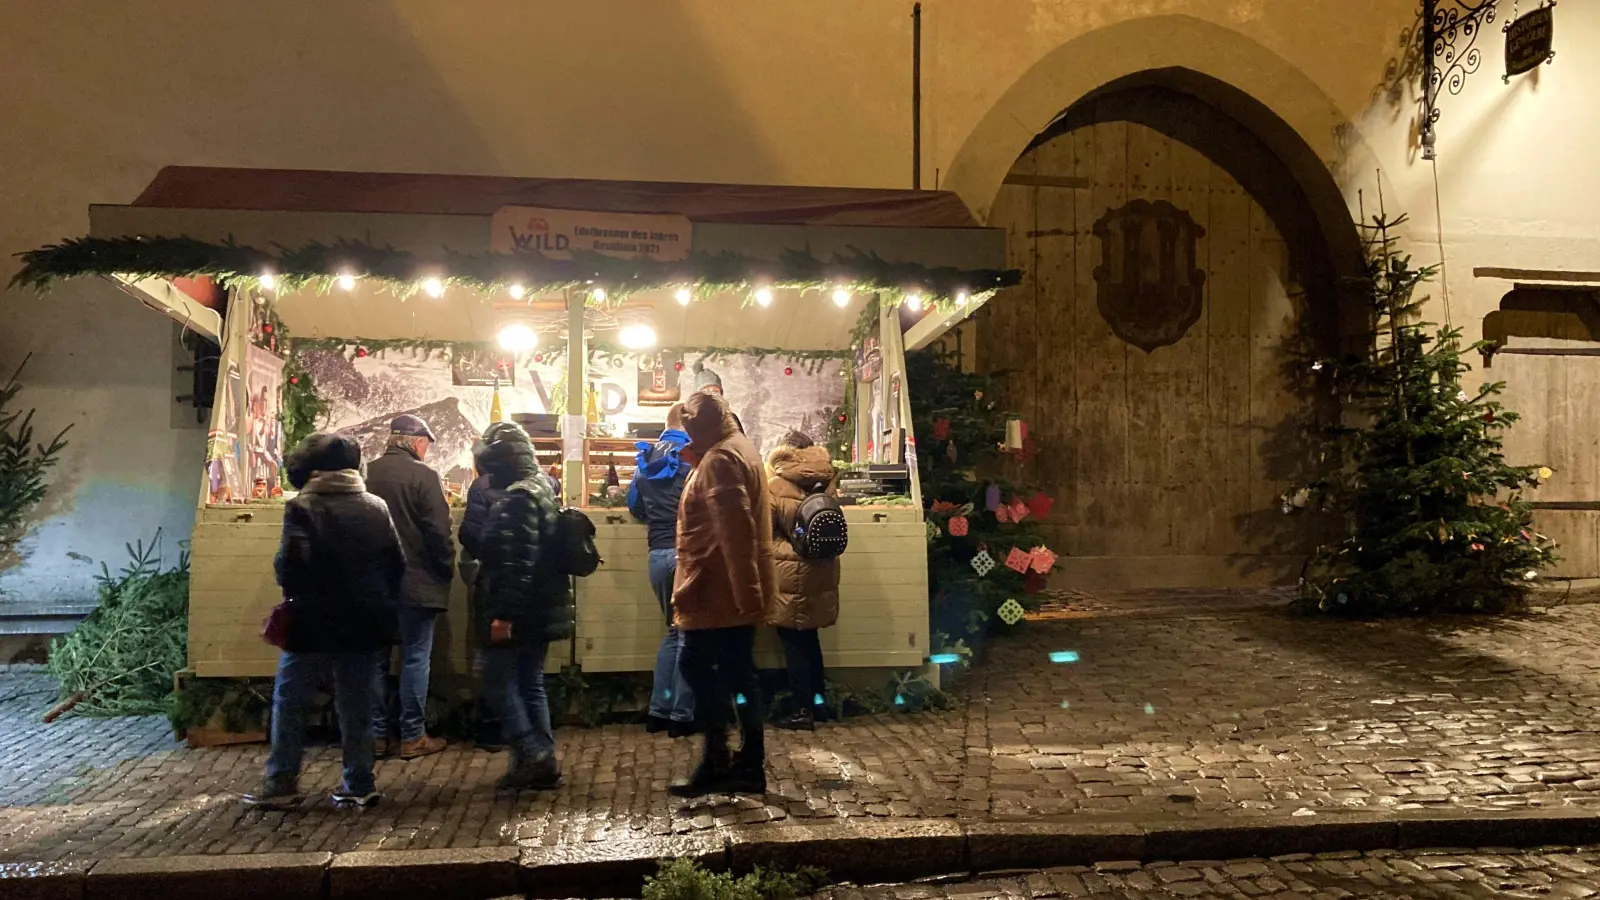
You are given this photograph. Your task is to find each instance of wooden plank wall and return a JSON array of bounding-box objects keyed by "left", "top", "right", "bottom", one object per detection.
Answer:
[
  {"left": 1497, "top": 348, "right": 1600, "bottom": 577},
  {"left": 975, "top": 121, "right": 1315, "bottom": 588}
]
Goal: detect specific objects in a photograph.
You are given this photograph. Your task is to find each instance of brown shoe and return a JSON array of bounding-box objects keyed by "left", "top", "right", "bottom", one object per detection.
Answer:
[
  {"left": 399, "top": 734, "right": 447, "bottom": 759},
  {"left": 374, "top": 738, "right": 392, "bottom": 759}
]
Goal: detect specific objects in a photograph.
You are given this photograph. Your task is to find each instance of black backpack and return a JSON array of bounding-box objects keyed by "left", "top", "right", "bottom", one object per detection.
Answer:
[
  {"left": 789, "top": 490, "right": 849, "bottom": 559},
  {"left": 551, "top": 506, "right": 603, "bottom": 577}
]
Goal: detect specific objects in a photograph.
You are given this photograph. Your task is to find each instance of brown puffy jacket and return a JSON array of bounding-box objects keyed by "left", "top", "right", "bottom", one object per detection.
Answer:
[
  {"left": 672, "top": 431, "right": 779, "bottom": 630},
  {"left": 766, "top": 444, "right": 841, "bottom": 630}
]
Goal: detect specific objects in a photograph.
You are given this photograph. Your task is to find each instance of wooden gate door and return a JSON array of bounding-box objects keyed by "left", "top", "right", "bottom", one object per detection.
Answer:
[{"left": 976, "top": 120, "right": 1316, "bottom": 588}]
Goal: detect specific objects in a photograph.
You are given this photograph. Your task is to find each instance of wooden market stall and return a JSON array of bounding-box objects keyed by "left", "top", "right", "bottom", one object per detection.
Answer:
[{"left": 19, "top": 166, "right": 1016, "bottom": 689}]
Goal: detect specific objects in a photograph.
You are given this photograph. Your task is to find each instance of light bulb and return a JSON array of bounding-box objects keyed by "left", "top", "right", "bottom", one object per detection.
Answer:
[
  {"left": 832, "top": 288, "right": 851, "bottom": 308},
  {"left": 955, "top": 291, "right": 970, "bottom": 307},
  {"left": 337, "top": 274, "right": 356, "bottom": 291},
  {"left": 592, "top": 287, "right": 608, "bottom": 303},
  {"left": 496, "top": 323, "right": 538, "bottom": 352},
  {"left": 509, "top": 284, "right": 526, "bottom": 300},
  {"left": 618, "top": 324, "right": 657, "bottom": 350},
  {"left": 905, "top": 293, "right": 924, "bottom": 311},
  {"left": 754, "top": 287, "right": 774, "bottom": 307},
  {"left": 674, "top": 287, "right": 692, "bottom": 306},
  {"left": 423, "top": 277, "right": 444, "bottom": 298},
  {"left": 259, "top": 273, "right": 276, "bottom": 290}
]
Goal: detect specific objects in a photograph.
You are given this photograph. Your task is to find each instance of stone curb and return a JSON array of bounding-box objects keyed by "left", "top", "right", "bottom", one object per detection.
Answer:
[{"left": 10, "top": 810, "right": 1600, "bottom": 900}]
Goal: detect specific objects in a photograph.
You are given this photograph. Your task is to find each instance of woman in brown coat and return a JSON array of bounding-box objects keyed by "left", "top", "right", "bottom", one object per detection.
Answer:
[{"left": 767, "top": 431, "right": 840, "bottom": 731}]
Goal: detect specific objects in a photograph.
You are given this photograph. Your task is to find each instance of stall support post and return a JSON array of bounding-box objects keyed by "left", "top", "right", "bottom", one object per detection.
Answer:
[
  {"left": 562, "top": 289, "right": 587, "bottom": 506},
  {"left": 195, "top": 285, "right": 251, "bottom": 513}
]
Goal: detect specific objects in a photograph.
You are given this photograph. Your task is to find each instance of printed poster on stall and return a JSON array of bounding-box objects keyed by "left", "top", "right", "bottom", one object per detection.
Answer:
[{"left": 490, "top": 207, "right": 692, "bottom": 261}]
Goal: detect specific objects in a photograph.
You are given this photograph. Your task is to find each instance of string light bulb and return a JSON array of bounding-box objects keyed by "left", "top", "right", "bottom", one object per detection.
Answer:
[
  {"left": 618, "top": 323, "right": 657, "bottom": 350},
  {"left": 905, "top": 293, "right": 924, "bottom": 311},
  {"left": 496, "top": 323, "right": 538, "bottom": 352},
  {"left": 754, "top": 287, "right": 774, "bottom": 307},
  {"left": 674, "top": 287, "right": 692, "bottom": 306},
  {"left": 423, "top": 277, "right": 445, "bottom": 298},
  {"left": 832, "top": 287, "right": 851, "bottom": 308},
  {"left": 591, "top": 287, "right": 608, "bottom": 303},
  {"left": 955, "top": 290, "right": 970, "bottom": 308},
  {"left": 259, "top": 273, "right": 276, "bottom": 291},
  {"left": 337, "top": 273, "right": 356, "bottom": 291},
  {"left": 509, "top": 284, "right": 526, "bottom": 300}
]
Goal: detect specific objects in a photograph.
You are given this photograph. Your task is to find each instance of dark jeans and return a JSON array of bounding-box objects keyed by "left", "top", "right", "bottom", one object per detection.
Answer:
[
  {"left": 373, "top": 607, "right": 439, "bottom": 743},
  {"left": 677, "top": 625, "right": 764, "bottom": 768},
  {"left": 481, "top": 640, "right": 556, "bottom": 764},
  {"left": 266, "top": 649, "right": 379, "bottom": 795},
  {"left": 647, "top": 548, "right": 694, "bottom": 722},
  {"left": 776, "top": 626, "right": 827, "bottom": 712}
]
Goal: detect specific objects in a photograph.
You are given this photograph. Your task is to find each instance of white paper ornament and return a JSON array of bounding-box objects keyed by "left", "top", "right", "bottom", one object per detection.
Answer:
[
  {"left": 996, "top": 598, "right": 1026, "bottom": 626},
  {"left": 970, "top": 550, "right": 995, "bottom": 577}
]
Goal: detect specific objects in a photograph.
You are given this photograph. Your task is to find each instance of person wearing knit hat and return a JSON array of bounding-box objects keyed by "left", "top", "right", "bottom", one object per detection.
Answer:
[{"left": 689, "top": 360, "right": 723, "bottom": 396}]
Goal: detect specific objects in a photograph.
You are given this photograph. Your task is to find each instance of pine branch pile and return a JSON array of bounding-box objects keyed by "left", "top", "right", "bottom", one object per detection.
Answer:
[
  {"left": 47, "top": 533, "right": 190, "bottom": 718},
  {"left": 642, "top": 858, "right": 827, "bottom": 900},
  {"left": 1294, "top": 211, "right": 1557, "bottom": 615},
  {"left": 0, "top": 354, "right": 71, "bottom": 559}
]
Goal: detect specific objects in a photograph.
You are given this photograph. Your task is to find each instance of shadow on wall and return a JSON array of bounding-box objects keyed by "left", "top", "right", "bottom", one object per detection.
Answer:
[{"left": 0, "top": 0, "right": 785, "bottom": 604}]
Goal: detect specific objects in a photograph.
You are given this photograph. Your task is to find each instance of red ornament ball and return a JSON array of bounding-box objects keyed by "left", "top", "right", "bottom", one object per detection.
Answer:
[
  {"left": 837, "top": 414, "right": 847, "bottom": 423},
  {"left": 354, "top": 347, "right": 368, "bottom": 358},
  {"left": 674, "top": 361, "right": 684, "bottom": 371},
  {"left": 289, "top": 376, "right": 299, "bottom": 385},
  {"left": 262, "top": 323, "right": 273, "bottom": 334},
  {"left": 533, "top": 353, "right": 543, "bottom": 363},
  {"left": 784, "top": 366, "right": 793, "bottom": 376}
]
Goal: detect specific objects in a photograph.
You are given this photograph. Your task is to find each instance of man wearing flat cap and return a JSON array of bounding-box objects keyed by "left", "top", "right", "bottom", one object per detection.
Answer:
[{"left": 365, "top": 414, "right": 455, "bottom": 759}]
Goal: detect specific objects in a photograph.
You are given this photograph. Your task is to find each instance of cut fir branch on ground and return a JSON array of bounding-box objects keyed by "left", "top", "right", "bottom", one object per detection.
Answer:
[{"left": 1292, "top": 210, "right": 1557, "bottom": 616}]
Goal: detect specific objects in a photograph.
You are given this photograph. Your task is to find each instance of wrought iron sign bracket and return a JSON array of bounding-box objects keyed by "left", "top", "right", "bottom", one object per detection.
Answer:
[{"left": 1420, "top": 0, "right": 1499, "bottom": 160}]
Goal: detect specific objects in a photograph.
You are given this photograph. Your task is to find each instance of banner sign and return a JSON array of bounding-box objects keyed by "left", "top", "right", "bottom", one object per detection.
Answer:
[
  {"left": 1505, "top": 6, "right": 1554, "bottom": 80},
  {"left": 490, "top": 206, "right": 692, "bottom": 261}
]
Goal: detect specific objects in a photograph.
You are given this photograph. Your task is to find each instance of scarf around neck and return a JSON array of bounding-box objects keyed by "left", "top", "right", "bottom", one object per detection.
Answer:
[{"left": 300, "top": 469, "right": 366, "bottom": 494}]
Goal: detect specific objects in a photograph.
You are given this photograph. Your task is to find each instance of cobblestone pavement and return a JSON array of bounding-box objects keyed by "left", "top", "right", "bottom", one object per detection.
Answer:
[
  {"left": 823, "top": 847, "right": 1600, "bottom": 899},
  {"left": 8, "top": 593, "right": 1600, "bottom": 863}
]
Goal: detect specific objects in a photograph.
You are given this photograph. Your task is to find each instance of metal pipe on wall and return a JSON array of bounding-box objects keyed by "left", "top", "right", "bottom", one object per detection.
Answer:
[{"left": 912, "top": 2, "right": 922, "bottom": 190}]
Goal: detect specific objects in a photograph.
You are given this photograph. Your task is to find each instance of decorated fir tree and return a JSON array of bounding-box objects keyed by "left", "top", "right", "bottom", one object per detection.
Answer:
[
  {"left": 1296, "top": 212, "right": 1556, "bottom": 615},
  {"left": 907, "top": 347, "right": 1056, "bottom": 642}
]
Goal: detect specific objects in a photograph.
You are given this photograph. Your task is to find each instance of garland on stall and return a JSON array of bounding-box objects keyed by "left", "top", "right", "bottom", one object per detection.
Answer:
[
  {"left": 289, "top": 336, "right": 851, "bottom": 374},
  {"left": 279, "top": 354, "right": 330, "bottom": 457},
  {"left": 12, "top": 235, "right": 1020, "bottom": 308}
]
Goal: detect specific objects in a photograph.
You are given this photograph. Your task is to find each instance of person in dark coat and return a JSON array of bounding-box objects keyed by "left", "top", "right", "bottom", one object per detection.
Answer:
[
  {"left": 626, "top": 402, "right": 696, "bottom": 736},
  {"left": 474, "top": 421, "right": 573, "bottom": 790},
  {"left": 364, "top": 414, "right": 455, "bottom": 759},
  {"left": 244, "top": 434, "right": 404, "bottom": 810},
  {"left": 765, "top": 431, "right": 841, "bottom": 732}
]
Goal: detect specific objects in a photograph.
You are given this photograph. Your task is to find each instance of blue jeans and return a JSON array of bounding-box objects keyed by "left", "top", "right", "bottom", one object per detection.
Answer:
[
  {"left": 648, "top": 548, "right": 695, "bottom": 723},
  {"left": 372, "top": 607, "right": 438, "bottom": 742},
  {"left": 266, "top": 649, "right": 379, "bottom": 794},
  {"left": 481, "top": 640, "right": 555, "bottom": 763}
]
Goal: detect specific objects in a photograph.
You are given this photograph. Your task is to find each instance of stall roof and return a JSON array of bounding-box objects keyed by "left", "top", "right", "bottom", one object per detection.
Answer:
[
  {"left": 22, "top": 167, "right": 1014, "bottom": 350},
  {"left": 129, "top": 166, "right": 987, "bottom": 228}
]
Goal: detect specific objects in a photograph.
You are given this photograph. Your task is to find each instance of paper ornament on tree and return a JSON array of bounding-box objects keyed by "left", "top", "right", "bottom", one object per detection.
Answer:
[
  {"left": 970, "top": 550, "right": 996, "bottom": 577},
  {"left": 932, "top": 418, "right": 951, "bottom": 440},
  {"left": 985, "top": 484, "right": 1001, "bottom": 511},
  {"left": 995, "top": 505, "right": 1012, "bottom": 524},
  {"left": 996, "top": 598, "right": 1026, "bottom": 626},
  {"left": 1024, "top": 570, "right": 1047, "bottom": 594},
  {"left": 949, "top": 515, "right": 969, "bottom": 537},
  {"left": 1005, "top": 547, "right": 1032, "bottom": 573},
  {"left": 1030, "top": 545, "right": 1057, "bottom": 573},
  {"left": 1010, "top": 500, "right": 1030, "bottom": 522},
  {"left": 1027, "top": 492, "right": 1054, "bottom": 520},
  {"left": 925, "top": 520, "right": 940, "bottom": 541}
]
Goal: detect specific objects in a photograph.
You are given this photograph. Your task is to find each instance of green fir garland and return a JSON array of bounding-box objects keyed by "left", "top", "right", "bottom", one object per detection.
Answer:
[{"left": 12, "top": 235, "right": 1020, "bottom": 308}]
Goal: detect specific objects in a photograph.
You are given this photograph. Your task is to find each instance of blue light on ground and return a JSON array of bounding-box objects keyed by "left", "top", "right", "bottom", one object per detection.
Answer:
[
  {"left": 894, "top": 694, "right": 906, "bottom": 706},
  {"left": 1049, "top": 650, "right": 1080, "bottom": 663},
  {"left": 813, "top": 693, "right": 826, "bottom": 706},
  {"left": 735, "top": 693, "right": 747, "bottom": 705},
  {"left": 928, "top": 653, "right": 962, "bottom": 665},
  {"left": 1060, "top": 699, "right": 1071, "bottom": 709},
  {"left": 1144, "top": 703, "right": 1155, "bottom": 714}
]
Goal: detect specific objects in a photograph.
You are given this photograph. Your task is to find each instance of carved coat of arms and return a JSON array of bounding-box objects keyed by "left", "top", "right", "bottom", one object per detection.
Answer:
[{"left": 1091, "top": 199, "right": 1206, "bottom": 352}]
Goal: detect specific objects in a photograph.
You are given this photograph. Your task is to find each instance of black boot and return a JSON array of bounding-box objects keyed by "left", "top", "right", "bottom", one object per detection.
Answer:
[
  {"left": 723, "top": 749, "right": 767, "bottom": 795},
  {"left": 669, "top": 730, "right": 731, "bottom": 798},
  {"left": 773, "top": 709, "right": 815, "bottom": 731}
]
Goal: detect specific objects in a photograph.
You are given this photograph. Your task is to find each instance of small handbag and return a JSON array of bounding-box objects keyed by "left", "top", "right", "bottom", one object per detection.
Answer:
[{"left": 261, "top": 597, "right": 293, "bottom": 649}]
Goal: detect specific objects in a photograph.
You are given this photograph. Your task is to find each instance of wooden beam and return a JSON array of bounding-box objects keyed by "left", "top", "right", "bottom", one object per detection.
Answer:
[
  {"left": 1003, "top": 173, "right": 1093, "bottom": 190},
  {"left": 1474, "top": 267, "right": 1600, "bottom": 284},
  {"left": 110, "top": 275, "right": 222, "bottom": 343}
]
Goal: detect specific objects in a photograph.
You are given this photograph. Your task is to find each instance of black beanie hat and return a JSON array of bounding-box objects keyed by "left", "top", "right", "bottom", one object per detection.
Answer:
[{"left": 284, "top": 433, "right": 362, "bottom": 489}]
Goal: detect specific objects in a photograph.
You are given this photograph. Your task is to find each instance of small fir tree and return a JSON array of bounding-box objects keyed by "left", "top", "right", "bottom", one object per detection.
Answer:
[
  {"left": 1296, "top": 211, "right": 1556, "bottom": 615},
  {"left": 0, "top": 354, "right": 71, "bottom": 563},
  {"left": 907, "top": 347, "right": 1053, "bottom": 641}
]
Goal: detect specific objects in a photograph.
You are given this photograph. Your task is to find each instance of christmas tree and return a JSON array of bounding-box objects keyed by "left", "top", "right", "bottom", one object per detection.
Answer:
[
  {"left": 1296, "top": 211, "right": 1556, "bottom": 615},
  {"left": 906, "top": 347, "right": 1055, "bottom": 641}
]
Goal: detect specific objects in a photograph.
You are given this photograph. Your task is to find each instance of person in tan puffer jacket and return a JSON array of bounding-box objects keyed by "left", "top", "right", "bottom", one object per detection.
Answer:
[{"left": 766, "top": 431, "right": 840, "bottom": 731}]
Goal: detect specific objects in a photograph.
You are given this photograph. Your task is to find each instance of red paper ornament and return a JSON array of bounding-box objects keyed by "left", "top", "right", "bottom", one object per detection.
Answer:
[
  {"left": 1024, "top": 570, "right": 1047, "bottom": 594},
  {"left": 1027, "top": 491, "right": 1054, "bottom": 520},
  {"left": 949, "top": 515, "right": 970, "bottom": 537},
  {"left": 932, "top": 418, "right": 951, "bottom": 441},
  {"left": 784, "top": 366, "right": 794, "bottom": 376}
]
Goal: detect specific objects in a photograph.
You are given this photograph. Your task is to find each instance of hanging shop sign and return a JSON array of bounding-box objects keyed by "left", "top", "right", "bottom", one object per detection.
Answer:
[
  {"left": 490, "top": 206, "right": 692, "bottom": 261},
  {"left": 1504, "top": 4, "right": 1555, "bottom": 81}
]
